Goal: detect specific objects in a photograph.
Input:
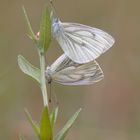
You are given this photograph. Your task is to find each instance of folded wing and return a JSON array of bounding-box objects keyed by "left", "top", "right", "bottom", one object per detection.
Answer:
[
  {"left": 48, "top": 54, "right": 104, "bottom": 85},
  {"left": 53, "top": 21, "right": 115, "bottom": 64}
]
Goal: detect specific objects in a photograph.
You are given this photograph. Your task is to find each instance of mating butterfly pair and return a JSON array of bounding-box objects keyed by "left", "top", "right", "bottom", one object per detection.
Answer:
[{"left": 45, "top": 3, "right": 115, "bottom": 85}]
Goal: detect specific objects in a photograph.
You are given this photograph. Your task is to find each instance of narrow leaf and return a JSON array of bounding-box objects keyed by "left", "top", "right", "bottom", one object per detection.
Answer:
[
  {"left": 19, "top": 135, "right": 26, "bottom": 140},
  {"left": 40, "top": 106, "right": 53, "bottom": 140},
  {"left": 22, "top": 6, "right": 37, "bottom": 43},
  {"left": 24, "top": 109, "right": 40, "bottom": 139},
  {"left": 50, "top": 107, "right": 59, "bottom": 128},
  {"left": 54, "top": 108, "right": 82, "bottom": 140},
  {"left": 18, "top": 55, "right": 41, "bottom": 84},
  {"left": 38, "top": 5, "right": 51, "bottom": 52}
]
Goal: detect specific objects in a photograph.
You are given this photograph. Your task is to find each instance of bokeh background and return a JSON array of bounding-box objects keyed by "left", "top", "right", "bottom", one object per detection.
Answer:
[{"left": 0, "top": 0, "right": 140, "bottom": 139}]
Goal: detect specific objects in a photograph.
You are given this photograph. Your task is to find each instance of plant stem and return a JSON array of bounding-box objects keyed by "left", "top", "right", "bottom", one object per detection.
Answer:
[{"left": 39, "top": 51, "right": 48, "bottom": 107}]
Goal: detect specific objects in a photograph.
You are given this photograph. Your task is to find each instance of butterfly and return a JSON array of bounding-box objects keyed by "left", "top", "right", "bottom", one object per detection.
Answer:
[
  {"left": 49, "top": 0, "right": 115, "bottom": 64},
  {"left": 45, "top": 54, "right": 104, "bottom": 85}
]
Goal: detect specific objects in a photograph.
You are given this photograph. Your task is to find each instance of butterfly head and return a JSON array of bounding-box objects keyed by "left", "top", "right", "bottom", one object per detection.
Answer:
[{"left": 52, "top": 18, "right": 62, "bottom": 37}]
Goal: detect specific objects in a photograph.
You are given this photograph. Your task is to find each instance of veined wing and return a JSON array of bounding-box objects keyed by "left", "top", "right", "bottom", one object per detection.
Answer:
[
  {"left": 53, "top": 21, "right": 115, "bottom": 64},
  {"left": 47, "top": 54, "right": 104, "bottom": 85},
  {"left": 48, "top": 54, "right": 79, "bottom": 73}
]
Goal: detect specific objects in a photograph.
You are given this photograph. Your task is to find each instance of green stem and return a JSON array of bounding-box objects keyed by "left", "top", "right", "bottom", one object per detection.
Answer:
[{"left": 39, "top": 51, "right": 48, "bottom": 107}]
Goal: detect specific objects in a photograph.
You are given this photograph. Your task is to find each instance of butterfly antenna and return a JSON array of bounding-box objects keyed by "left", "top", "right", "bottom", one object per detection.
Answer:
[
  {"left": 49, "top": 0, "right": 58, "bottom": 19},
  {"left": 54, "top": 89, "right": 59, "bottom": 106}
]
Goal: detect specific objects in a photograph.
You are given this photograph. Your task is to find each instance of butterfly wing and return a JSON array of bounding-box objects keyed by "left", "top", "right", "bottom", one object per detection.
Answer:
[
  {"left": 47, "top": 54, "right": 104, "bottom": 85},
  {"left": 53, "top": 20, "right": 115, "bottom": 64}
]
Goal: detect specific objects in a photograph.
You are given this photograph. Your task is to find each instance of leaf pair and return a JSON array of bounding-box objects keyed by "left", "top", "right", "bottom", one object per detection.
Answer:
[
  {"left": 21, "top": 107, "right": 81, "bottom": 140},
  {"left": 23, "top": 5, "right": 51, "bottom": 52},
  {"left": 24, "top": 106, "right": 55, "bottom": 140}
]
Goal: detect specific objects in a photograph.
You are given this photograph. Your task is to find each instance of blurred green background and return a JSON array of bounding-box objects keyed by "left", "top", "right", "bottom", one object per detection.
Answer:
[{"left": 0, "top": 0, "right": 140, "bottom": 139}]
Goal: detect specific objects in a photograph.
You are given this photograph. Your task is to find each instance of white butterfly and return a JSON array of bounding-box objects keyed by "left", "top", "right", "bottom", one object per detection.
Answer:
[
  {"left": 52, "top": 17, "right": 115, "bottom": 64},
  {"left": 45, "top": 54, "right": 104, "bottom": 85}
]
